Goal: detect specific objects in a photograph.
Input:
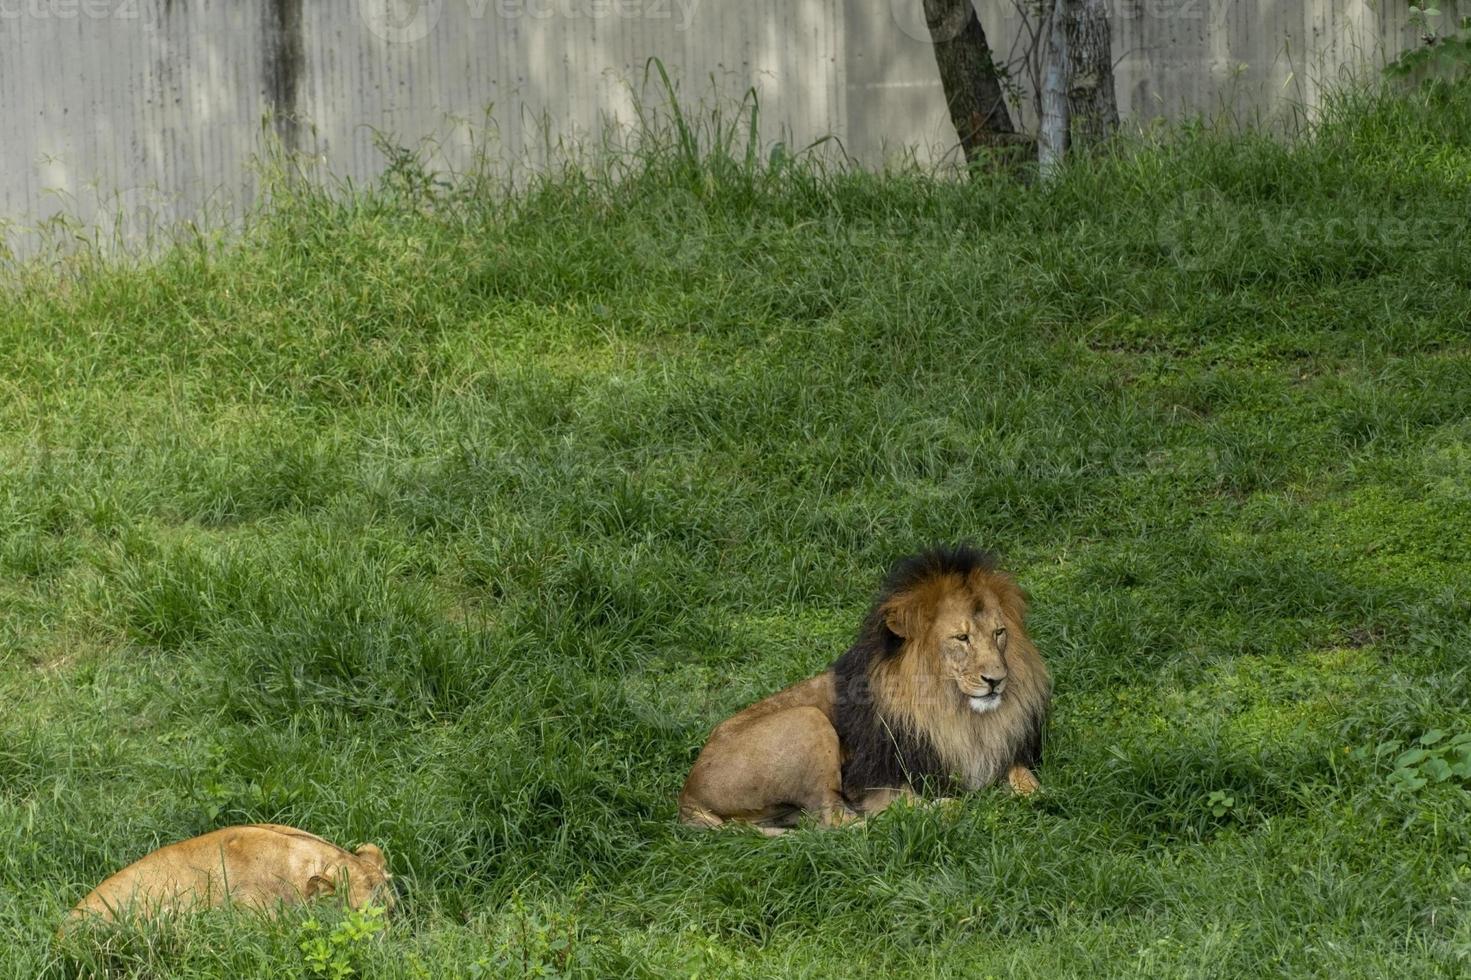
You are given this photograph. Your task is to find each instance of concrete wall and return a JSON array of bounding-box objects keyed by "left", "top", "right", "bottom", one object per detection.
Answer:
[{"left": 0, "top": 0, "right": 1438, "bottom": 252}]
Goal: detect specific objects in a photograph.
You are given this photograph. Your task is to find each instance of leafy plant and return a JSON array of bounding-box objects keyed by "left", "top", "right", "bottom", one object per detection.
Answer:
[
  {"left": 1386, "top": 2, "right": 1471, "bottom": 80},
  {"left": 1385, "top": 731, "right": 1471, "bottom": 793},
  {"left": 1408, "top": 4, "right": 1442, "bottom": 39},
  {"left": 295, "top": 906, "right": 387, "bottom": 980},
  {"left": 1384, "top": 31, "right": 1471, "bottom": 81},
  {"left": 1352, "top": 731, "right": 1471, "bottom": 794},
  {"left": 469, "top": 892, "right": 584, "bottom": 979}
]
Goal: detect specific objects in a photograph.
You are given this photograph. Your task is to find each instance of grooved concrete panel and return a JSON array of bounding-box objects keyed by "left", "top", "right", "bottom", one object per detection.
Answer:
[{"left": 0, "top": 1, "right": 1436, "bottom": 250}]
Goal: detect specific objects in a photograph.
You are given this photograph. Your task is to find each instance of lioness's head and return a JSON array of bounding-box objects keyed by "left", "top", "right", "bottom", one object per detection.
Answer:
[
  {"left": 878, "top": 548, "right": 1032, "bottom": 715},
  {"left": 308, "top": 843, "right": 396, "bottom": 912}
]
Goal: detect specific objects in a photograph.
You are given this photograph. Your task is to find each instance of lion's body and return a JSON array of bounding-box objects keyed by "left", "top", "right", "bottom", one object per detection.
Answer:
[
  {"left": 680, "top": 673, "right": 850, "bottom": 829},
  {"left": 679, "top": 546, "right": 1050, "bottom": 830},
  {"left": 64, "top": 824, "right": 392, "bottom": 929}
]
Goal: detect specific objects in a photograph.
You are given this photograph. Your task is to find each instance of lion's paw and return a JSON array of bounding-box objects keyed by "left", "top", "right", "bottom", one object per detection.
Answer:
[{"left": 1007, "top": 766, "right": 1041, "bottom": 797}]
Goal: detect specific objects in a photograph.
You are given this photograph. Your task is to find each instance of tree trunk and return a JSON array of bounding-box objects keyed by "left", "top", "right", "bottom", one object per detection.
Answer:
[
  {"left": 921, "top": 0, "right": 1023, "bottom": 164},
  {"left": 1037, "top": 1, "right": 1069, "bottom": 178},
  {"left": 1062, "top": 0, "right": 1118, "bottom": 150}
]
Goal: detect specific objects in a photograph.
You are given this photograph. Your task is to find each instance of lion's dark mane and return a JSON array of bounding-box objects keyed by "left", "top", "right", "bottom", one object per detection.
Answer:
[
  {"left": 831, "top": 545, "right": 1016, "bottom": 798},
  {"left": 831, "top": 651, "right": 950, "bottom": 796}
]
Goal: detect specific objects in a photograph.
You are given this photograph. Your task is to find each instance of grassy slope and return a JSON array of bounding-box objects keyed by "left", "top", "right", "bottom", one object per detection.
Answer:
[{"left": 2, "top": 83, "right": 1471, "bottom": 977}]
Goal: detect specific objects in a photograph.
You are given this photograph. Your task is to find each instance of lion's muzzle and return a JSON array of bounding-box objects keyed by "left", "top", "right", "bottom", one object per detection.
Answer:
[{"left": 966, "top": 691, "right": 1003, "bottom": 713}]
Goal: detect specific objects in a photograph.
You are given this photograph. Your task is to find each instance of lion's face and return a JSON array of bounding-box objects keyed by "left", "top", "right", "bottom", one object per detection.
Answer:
[
  {"left": 928, "top": 590, "right": 1011, "bottom": 714},
  {"left": 884, "top": 577, "right": 1020, "bottom": 716}
]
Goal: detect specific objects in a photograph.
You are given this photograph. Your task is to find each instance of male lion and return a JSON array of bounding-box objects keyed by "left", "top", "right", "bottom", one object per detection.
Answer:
[
  {"left": 63, "top": 824, "right": 393, "bottom": 931},
  {"left": 680, "top": 545, "right": 1049, "bottom": 831}
]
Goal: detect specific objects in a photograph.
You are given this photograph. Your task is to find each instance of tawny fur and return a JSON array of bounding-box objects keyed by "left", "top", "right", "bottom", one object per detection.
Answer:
[
  {"left": 679, "top": 546, "right": 1050, "bottom": 831},
  {"left": 62, "top": 824, "right": 393, "bottom": 931}
]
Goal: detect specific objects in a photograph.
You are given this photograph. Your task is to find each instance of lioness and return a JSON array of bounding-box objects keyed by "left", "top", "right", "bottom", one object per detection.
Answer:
[
  {"left": 63, "top": 824, "right": 393, "bottom": 930},
  {"left": 680, "top": 545, "right": 1050, "bottom": 830}
]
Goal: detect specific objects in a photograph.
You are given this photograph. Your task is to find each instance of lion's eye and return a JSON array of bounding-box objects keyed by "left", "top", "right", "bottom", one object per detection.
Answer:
[
  {"left": 953, "top": 633, "right": 969, "bottom": 643},
  {"left": 995, "top": 627, "right": 1007, "bottom": 639}
]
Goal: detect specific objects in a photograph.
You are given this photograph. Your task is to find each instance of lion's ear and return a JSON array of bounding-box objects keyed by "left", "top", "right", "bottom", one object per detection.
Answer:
[
  {"left": 354, "top": 844, "right": 387, "bottom": 873},
  {"left": 306, "top": 874, "right": 337, "bottom": 900},
  {"left": 995, "top": 576, "right": 1029, "bottom": 626},
  {"left": 882, "top": 594, "right": 916, "bottom": 639}
]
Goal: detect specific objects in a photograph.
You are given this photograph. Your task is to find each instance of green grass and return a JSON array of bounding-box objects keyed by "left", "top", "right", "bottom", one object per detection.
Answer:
[{"left": 3, "top": 79, "right": 1471, "bottom": 977}]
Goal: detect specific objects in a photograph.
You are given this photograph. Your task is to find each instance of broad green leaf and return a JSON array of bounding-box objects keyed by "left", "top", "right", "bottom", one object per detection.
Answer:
[{"left": 1396, "top": 748, "right": 1431, "bottom": 767}]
